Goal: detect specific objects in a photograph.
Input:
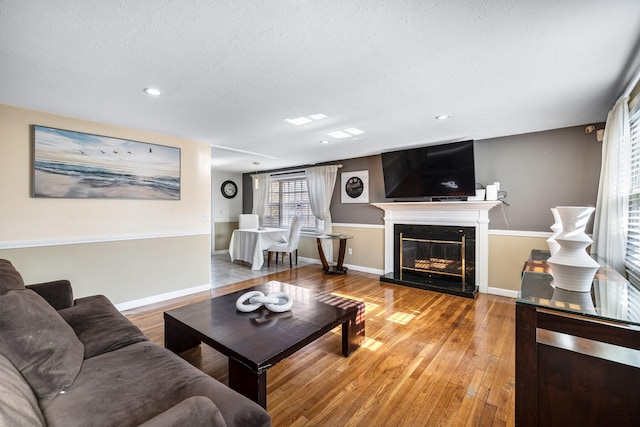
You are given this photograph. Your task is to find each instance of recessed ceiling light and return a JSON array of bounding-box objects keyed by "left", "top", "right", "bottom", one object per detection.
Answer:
[
  {"left": 320, "top": 140, "right": 329, "bottom": 144},
  {"left": 284, "top": 114, "right": 328, "bottom": 125},
  {"left": 327, "top": 131, "right": 352, "bottom": 139},
  {"left": 435, "top": 115, "right": 450, "bottom": 120},
  {"left": 143, "top": 87, "right": 163, "bottom": 96},
  {"left": 284, "top": 117, "right": 312, "bottom": 126},
  {"left": 344, "top": 128, "right": 364, "bottom": 135},
  {"left": 308, "top": 114, "right": 327, "bottom": 120}
]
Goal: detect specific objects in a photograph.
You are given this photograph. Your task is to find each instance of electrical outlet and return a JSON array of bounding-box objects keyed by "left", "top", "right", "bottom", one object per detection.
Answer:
[{"left": 348, "top": 248, "right": 353, "bottom": 255}]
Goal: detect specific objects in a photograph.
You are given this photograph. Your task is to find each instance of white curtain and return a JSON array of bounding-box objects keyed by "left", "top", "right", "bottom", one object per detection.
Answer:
[
  {"left": 593, "top": 279, "right": 626, "bottom": 319},
  {"left": 592, "top": 96, "right": 631, "bottom": 274},
  {"left": 306, "top": 165, "right": 338, "bottom": 262},
  {"left": 251, "top": 173, "right": 270, "bottom": 218}
]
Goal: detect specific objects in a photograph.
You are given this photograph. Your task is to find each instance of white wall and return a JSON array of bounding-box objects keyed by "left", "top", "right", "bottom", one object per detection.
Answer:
[
  {"left": 211, "top": 170, "right": 243, "bottom": 252},
  {"left": 211, "top": 170, "right": 244, "bottom": 222}
]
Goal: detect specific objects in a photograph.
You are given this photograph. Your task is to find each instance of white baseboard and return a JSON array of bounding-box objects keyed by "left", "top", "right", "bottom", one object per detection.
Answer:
[
  {"left": 487, "top": 287, "right": 518, "bottom": 298},
  {"left": 298, "top": 257, "right": 384, "bottom": 275},
  {"left": 342, "top": 263, "right": 384, "bottom": 275},
  {"left": 115, "top": 270, "right": 515, "bottom": 313},
  {"left": 300, "top": 256, "right": 518, "bottom": 295},
  {"left": 299, "top": 256, "right": 322, "bottom": 265},
  {"left": 116, "top": 283, "right": 211, "bottom": 311}
]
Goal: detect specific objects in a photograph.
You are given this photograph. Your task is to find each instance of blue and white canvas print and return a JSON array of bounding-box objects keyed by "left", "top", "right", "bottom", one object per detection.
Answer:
[{"left": 33, "top": 125, "right": 181, "bottom": 199}]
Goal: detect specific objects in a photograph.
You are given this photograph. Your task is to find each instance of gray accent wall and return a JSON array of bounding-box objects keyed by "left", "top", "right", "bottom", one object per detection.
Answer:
[
  {"left": 331, "top": 155, "right": 387, "bottom": 225},
  {"left": 242, "top": 173, "right": 253, "bottom": 214},
  {"left": 475, "top": 125, "right": 602, "bottom": 231},
  {"left": 243, "top": 124, "right": 603, "bottom": 232}
]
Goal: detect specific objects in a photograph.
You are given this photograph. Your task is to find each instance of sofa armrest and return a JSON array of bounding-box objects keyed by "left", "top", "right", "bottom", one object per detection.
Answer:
[
  {"left": 138, "top": 396, "right": 227, "bottom": 427},
  {"left": 25, "top": 280, "right": 73, "bottom": 310}
]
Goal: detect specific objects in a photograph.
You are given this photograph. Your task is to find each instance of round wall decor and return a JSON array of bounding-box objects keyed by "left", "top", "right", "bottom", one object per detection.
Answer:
[
  {"left": 341, "top": 170, "right": 369, "bottom": 203},
  {"left": 221, "top": 180, "right": 238, "bottom": 199},
  {"left": 345, "top": 176, "right": 364, "bottom": 199}
]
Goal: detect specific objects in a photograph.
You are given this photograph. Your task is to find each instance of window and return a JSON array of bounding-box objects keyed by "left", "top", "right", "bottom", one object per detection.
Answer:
[
  {"left": 626, "top": 96, "right": 640, "bottom": 286},
  {"left": 261, "top": 175, "right": 324, "bottom": 231}
]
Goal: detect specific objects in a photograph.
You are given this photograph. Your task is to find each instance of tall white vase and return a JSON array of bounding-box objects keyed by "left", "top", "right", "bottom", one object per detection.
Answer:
[
  {"left": 547, "top": 206, "right": 599, "bottom": 292},
  {"left": 546, "top": 208, "right": 562, "bottom": 256}
]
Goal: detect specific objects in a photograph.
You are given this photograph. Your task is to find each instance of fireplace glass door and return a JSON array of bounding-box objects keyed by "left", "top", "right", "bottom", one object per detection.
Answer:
[{"left": 400, "top": 234, "right": 466, "bottom": 284}]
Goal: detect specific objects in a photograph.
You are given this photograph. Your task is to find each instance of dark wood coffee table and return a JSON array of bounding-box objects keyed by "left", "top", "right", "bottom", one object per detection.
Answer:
[{"left": 163, "top": 281, "right": 365, "bottom": 409}]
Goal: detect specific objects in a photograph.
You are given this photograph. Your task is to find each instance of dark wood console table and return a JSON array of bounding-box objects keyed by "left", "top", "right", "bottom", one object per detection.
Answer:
[
  {"left": 316, "top": 234, "right": 352, "bottom": 274},
  {"left": 516, "top": 255, "right": 640, "bottom": 426}
]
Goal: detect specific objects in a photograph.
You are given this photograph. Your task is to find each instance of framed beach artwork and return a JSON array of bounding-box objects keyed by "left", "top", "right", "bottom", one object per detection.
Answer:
[{"left": 32, "top": 125, "right": 181, "bottom": 199}]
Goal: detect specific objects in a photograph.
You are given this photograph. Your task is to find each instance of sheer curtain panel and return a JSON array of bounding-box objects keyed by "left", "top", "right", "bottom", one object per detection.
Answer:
[
  {"left": 592, "top": 96, "right": 631, "bottom": 275},
  {"left": 251, "top": 173, "right": 270, "bottom": 219},
  {"left": 306, "top": 165, "right": 338, "bottom": 262}
]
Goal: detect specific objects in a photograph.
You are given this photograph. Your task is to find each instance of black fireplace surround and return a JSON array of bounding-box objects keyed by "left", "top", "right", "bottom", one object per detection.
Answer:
[{"left": 380, "top": 224, "right": 477, "bottom": 298}]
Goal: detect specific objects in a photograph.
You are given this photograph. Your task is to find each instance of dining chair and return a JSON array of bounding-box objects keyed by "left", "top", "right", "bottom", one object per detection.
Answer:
[
  {"left": 238, "top": 214, "right": 259, "bottom": 230},
  {"left": 267, "top": 216, "right": 303, "bottom": 268}
]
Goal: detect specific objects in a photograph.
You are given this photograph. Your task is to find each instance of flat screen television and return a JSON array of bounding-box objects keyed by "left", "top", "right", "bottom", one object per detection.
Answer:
[{"left": 381, "top": 140, "right": 476, "bottom": 200}]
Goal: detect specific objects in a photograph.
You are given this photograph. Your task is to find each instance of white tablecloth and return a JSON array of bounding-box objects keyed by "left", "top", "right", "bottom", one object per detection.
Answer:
[{"left": 229, "top": 228, "right": 288, "bottom": 270}]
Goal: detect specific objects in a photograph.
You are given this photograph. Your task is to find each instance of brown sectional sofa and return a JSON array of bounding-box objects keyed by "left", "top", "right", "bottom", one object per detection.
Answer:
[{"left": 0, "top": 259, "right": 271, "bottom": 427}]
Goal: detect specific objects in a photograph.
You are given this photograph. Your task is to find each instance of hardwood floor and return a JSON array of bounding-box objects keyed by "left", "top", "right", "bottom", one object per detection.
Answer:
[{"left": 123, "top": 266, "right": 516, "bottom": 426}]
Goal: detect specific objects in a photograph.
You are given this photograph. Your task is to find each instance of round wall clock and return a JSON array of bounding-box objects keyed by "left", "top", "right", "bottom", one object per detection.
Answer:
[{"left": 221, "top": 180, "right": 238, "bottom": 199}]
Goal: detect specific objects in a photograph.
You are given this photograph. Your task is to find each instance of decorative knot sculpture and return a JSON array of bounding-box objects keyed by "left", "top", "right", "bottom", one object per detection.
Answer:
[{"left": 235, "top": 291, "right": 293, "bottom": 313}]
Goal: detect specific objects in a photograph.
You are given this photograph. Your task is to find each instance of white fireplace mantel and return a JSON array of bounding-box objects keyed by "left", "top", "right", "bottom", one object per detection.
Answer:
[{"left": 371, "top": 201, "right": 501, "bottom": 294}]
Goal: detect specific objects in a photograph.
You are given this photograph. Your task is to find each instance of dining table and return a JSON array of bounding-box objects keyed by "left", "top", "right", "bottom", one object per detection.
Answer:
[{"left": 229, "top": 228, "right": 288, "bottom": 270}]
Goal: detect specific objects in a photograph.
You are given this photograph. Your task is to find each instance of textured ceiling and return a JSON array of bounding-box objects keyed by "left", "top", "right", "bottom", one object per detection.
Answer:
[{"left": 2, "top": 1, "right": 640, "bottom": 172}]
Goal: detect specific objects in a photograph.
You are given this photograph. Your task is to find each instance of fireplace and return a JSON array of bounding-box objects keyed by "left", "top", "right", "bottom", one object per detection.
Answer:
[
  {"left": 390, "top": 224, "right": 476, "bottom": 296},
  {"left": 372, "top": 201, "right": 500, "bottom": 298}
]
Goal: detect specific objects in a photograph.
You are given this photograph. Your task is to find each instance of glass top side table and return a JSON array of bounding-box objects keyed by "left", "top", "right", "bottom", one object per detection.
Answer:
[{"left": 316, "top": 234, "right": 353, "bottom": 274}]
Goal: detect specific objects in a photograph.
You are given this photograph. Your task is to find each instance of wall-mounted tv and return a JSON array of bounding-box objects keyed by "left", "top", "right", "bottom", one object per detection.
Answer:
[{"left": 381, "top": 140, "right": 476, "bottom": 200}]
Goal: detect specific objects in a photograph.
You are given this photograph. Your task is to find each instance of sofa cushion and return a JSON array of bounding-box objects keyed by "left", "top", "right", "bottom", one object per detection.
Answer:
[
  {"left": 138, "top": 396, "right": 227, "bottom": 427},
  {"left": 0, "top": 353, "right": 46, "bottom": 427},
  {"left": 0, "top": 289, "right": 84, "bottom": 399},
  {"left": 39, "top": 341, "right": 271, "bottom": 427},
  {"left": 59, "top": 295, "right": 148, "bottom": 359},
  {"left": 0, "top": 259, "right": 25, "bottom": 295},
  {"left": 27, "top": 279, "right": 74, "bottom": 310}
]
